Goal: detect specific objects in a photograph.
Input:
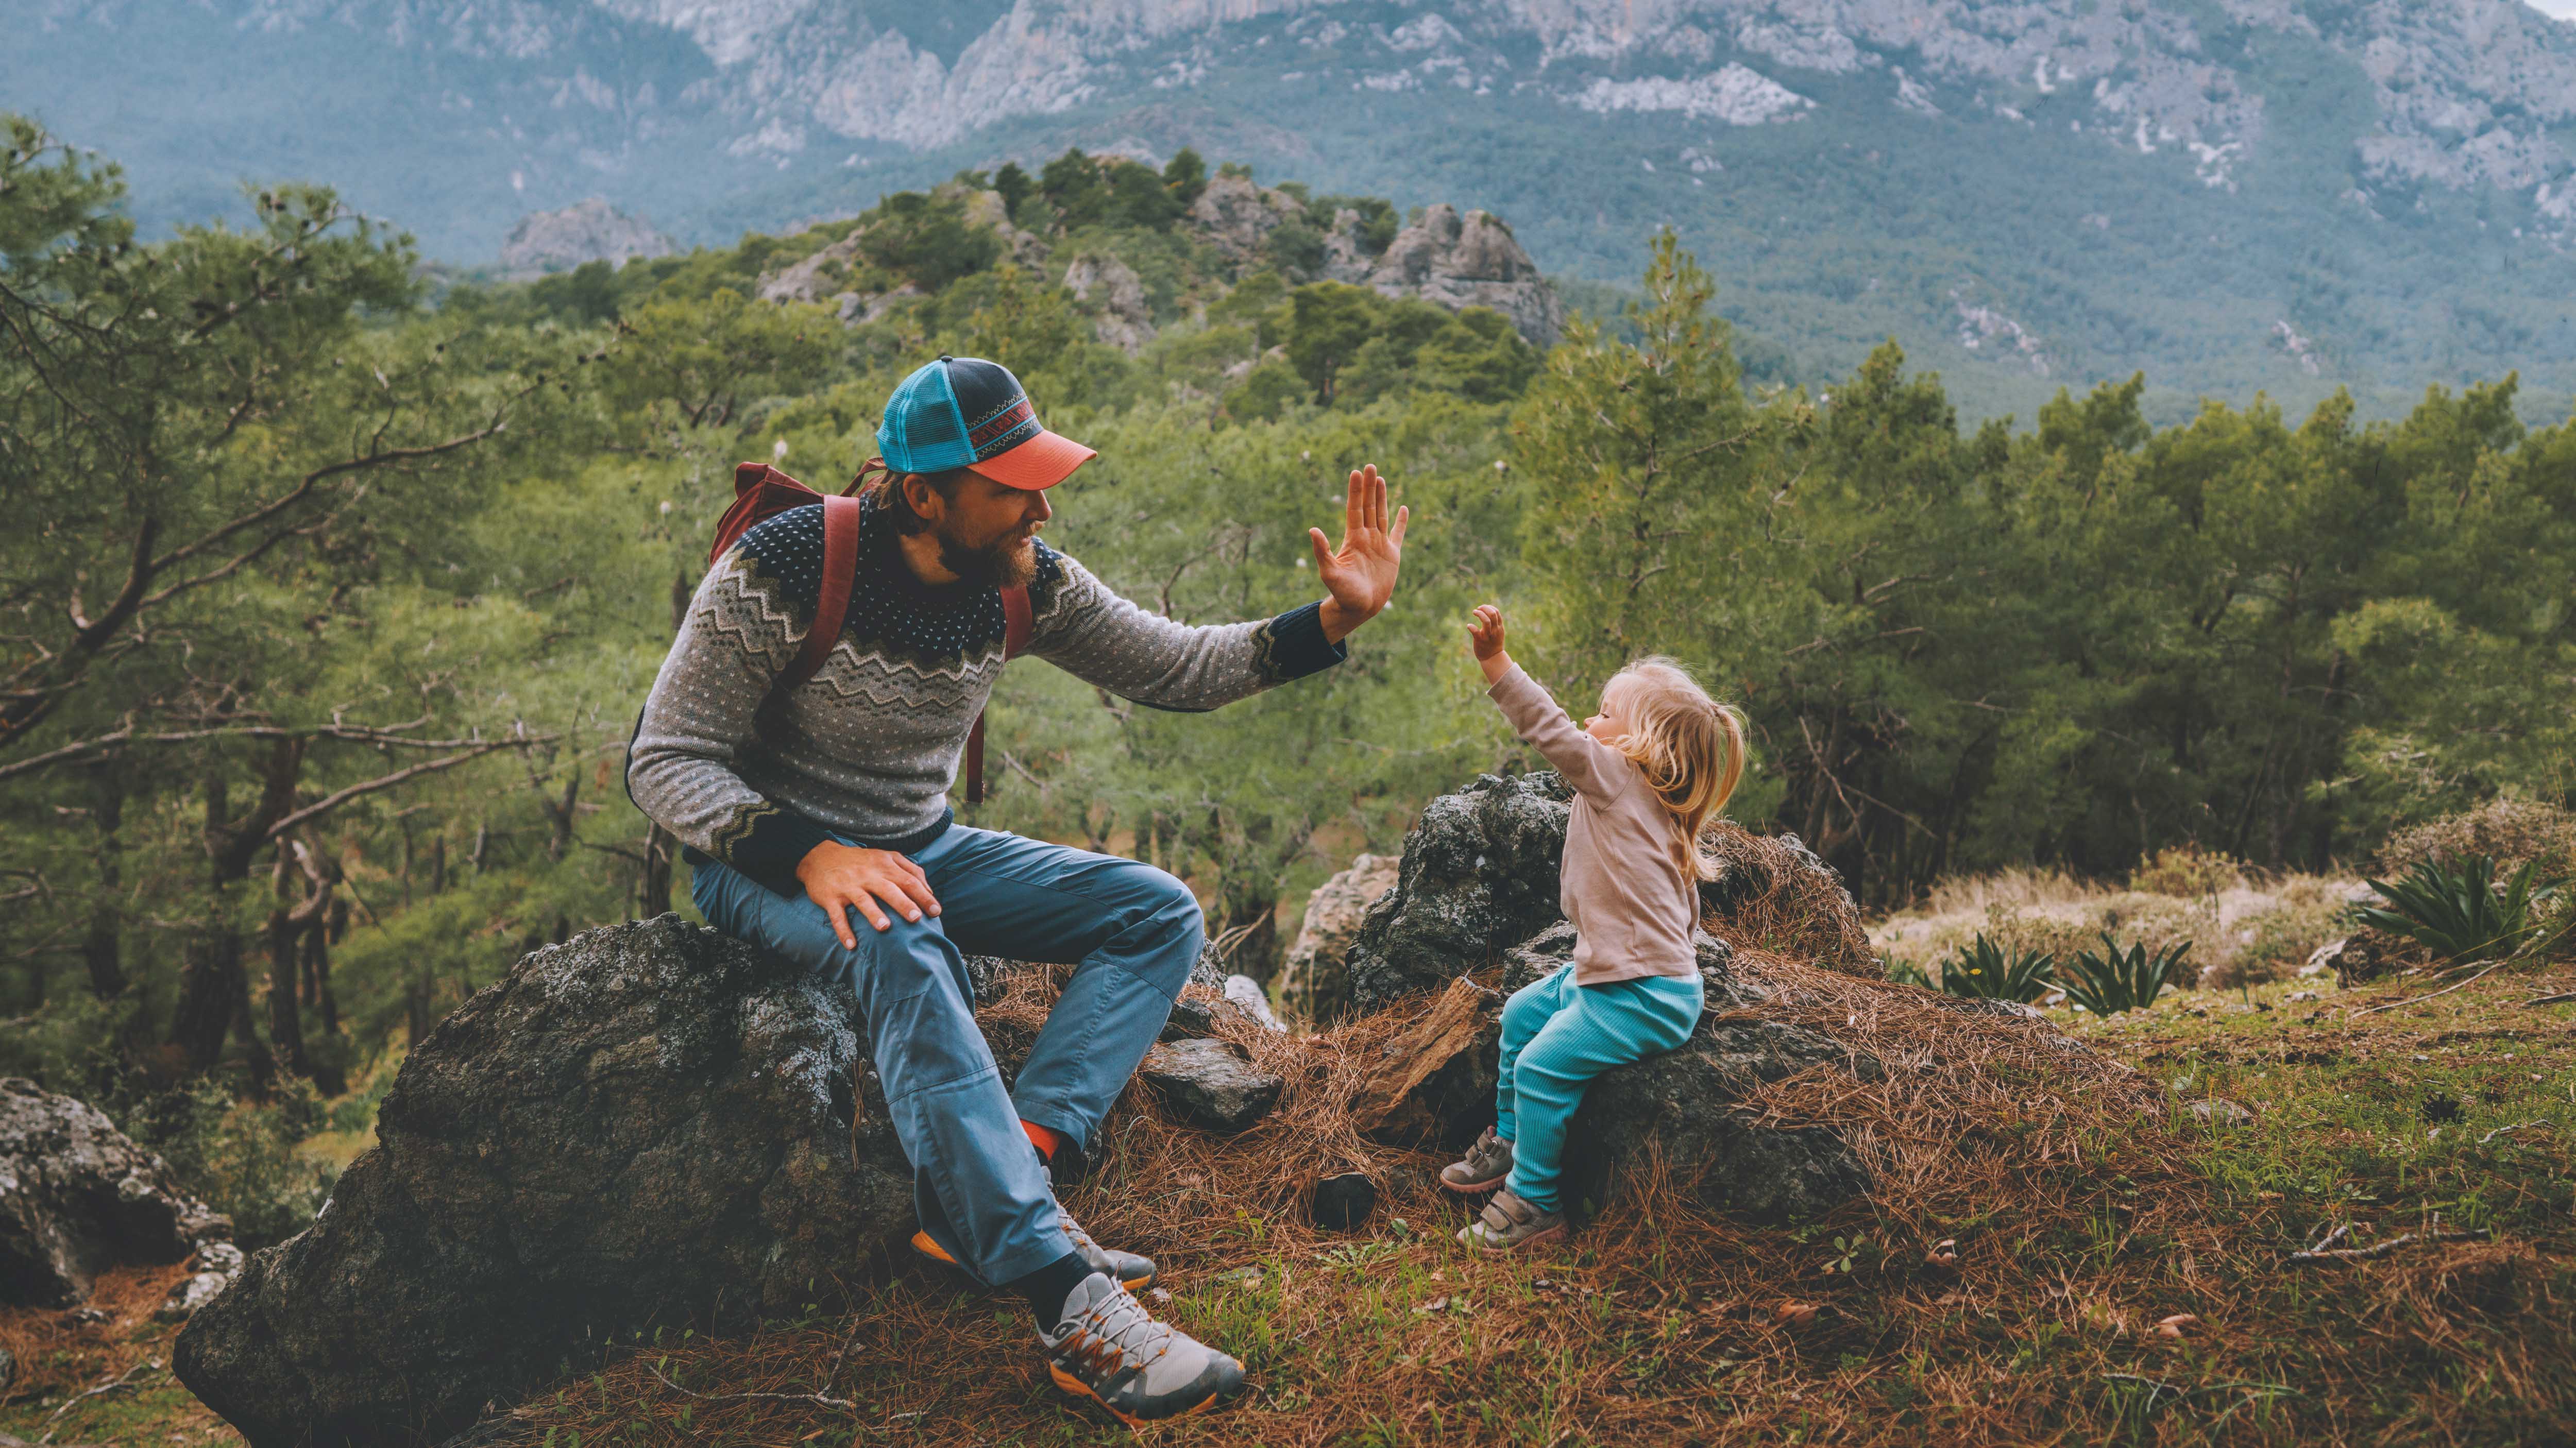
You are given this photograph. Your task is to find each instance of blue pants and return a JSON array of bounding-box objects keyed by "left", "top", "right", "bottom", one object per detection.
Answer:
[
  {"left": 1496, "top": 964, "right": 1704, "bottom": 1212},
  {"left": 691, "top": 824, "right": 1200, "bottom": 1287}
]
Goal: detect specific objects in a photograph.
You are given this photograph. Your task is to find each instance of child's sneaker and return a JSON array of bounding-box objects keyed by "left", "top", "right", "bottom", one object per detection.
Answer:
[
  {"left": 1440, "top": 1128, "right": 1514, "bottom": 1193},
  {"left": 1456, "top": 1187, "right": 1567, "bottom": 1250}
]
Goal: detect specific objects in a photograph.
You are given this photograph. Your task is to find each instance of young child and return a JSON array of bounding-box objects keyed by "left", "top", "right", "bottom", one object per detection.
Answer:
[{"left": 1444, "top": 605, "right": 1747, "bottom": 1249}]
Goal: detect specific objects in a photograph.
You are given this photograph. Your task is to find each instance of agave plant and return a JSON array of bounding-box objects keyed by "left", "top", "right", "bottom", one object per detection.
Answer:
[
  {"left": 1885, "top": 957, "right": 1935, "bottom": 991},
  {"left": 1937, "top": 934, "right": 2058, "bottom": 1004},
  {"left": 2059, "top": 932, "right": 2192, "bottom": 1016},
  {"left": 2358, "top": 855, "right": 2544, "bottom": 962}
]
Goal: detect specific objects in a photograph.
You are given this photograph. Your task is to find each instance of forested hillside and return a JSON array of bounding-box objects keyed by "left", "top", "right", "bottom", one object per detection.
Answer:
[
  {"left": 13, "top": 0, "right": 2576, "bottom": 425},
  {"left": 2, "top": 113, "right": 2570, "bottom": 1250}
]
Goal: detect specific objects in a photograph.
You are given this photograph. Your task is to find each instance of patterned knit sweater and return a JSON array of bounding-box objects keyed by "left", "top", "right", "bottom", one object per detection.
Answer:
[{"left": 629, "top": 499, "right": 1346, "bottom": 896}]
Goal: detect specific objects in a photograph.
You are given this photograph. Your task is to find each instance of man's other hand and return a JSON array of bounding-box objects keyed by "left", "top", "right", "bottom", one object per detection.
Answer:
[
  {"left": 796, "top": 841, "right": 941, "bottom": 947},
  {"left": 1313, "top": 463, "right": 1409, "bottom": 642}
]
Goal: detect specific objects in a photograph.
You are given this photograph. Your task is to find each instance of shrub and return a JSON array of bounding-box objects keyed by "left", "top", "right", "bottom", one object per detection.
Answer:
[
  {"left": 2128, "top": 844, "right": 2243, "bottom": 898},
  {"left": 2378, "top": 799, "right": 2576, "bottom": 882},
  {"left": 116, "top": 1080, "right": 338, "bottom": 1249},
  {"left": 2060, "top": 933, "right": 2191, "bottom": 1017},
  {"left": 1884, "top": 956, "right": 1934, "bottom": 990},
  {"left": 1937, "top": 934, "right": 2058, "bottom": 1003},
  {"left": 2358, "top": 856, "right": 2546, "bottom": 962}
]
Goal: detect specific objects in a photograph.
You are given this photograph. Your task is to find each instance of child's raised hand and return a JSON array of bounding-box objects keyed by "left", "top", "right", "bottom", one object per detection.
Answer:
[{"left": 1467, "top": 604, "right": 1507, "bottom": 661}]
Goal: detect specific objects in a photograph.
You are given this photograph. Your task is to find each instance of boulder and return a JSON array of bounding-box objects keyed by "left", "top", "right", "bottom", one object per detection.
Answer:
[
  {"left": 1342, "top": 773, "right": 1879, "bottom": 1014},
  {"left": 497, "top": 199, "right": 673, "bottom": 276},
  {"left": 1342, "top": 772, "right": 1575, "bottom": 1015},
  {"left": 1696, "top": 823, "right": 1881, "bottom": 978},
  {"left": 0, "top": 1077, "right": 231, "bottom": 1307},
  {"left": 175, "top": 915, "right": 920, "bottom": 1447},
  {"left": 2309, "top": 928, "right": 2414, "bottom": 987},
  {"left": 1063, "top": 253, "right": 1156, "bottom": 352},
  {"left": 1345, "top": 942, "right": 1871, "bottom": 1224},
  {"left": 1360, "top": 203, "right": 1564, "bottom": 347},
  {"left": 1278, "top": 852, "right": 1400, "bottom": 1022},
  {"left": 1139, "top": 1038, "right": 1283, "bottom": 1135},
  {"left": 1184, "top": 172, "right": 1309, "bottom": 265}
]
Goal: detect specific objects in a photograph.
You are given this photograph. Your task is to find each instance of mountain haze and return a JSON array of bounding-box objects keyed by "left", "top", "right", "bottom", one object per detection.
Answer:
[{"left": 15, "top": 0, "right": 2576, "bottom": 421}]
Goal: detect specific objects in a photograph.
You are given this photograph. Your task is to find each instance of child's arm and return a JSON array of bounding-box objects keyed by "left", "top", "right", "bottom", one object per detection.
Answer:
[{"left": 1467, "top": 605, "right": 1627, "bottom": 800}]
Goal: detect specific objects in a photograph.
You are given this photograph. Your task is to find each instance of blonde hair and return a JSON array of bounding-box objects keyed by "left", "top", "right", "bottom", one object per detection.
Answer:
[{"left": 1601, "top": 657, "right": 1749, "bottom": 882}]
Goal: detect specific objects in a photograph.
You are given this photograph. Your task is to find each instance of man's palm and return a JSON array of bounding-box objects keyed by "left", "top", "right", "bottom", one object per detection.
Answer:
[{"left": 1311, "top": 464, "right": 1409, "bottom": 625}]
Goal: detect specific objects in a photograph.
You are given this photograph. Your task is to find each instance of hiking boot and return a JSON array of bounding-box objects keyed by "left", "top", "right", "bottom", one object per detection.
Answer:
[
  {"left": 1440, "top": 1128, "right": 1514, "bottom": 1193},
  {"left": 1040, "top": 1271, "right": 1246, "bottom": 1425},
  {"left": 912, "top": 1169, "right": 1158, "bottom": 1290},
  {"left": 1456, "top": 1186, "right": 1567, "bottom": 1251}
]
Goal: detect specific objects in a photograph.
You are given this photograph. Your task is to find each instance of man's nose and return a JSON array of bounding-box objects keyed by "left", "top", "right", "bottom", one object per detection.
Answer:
[{"left": 1026, "top": 491, "right": 1053, "bottom": 525}]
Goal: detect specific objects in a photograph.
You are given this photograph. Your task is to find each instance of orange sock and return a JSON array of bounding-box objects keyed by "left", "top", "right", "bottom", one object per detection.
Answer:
[{"left": 1021, "top": 1120, "right": 1063, "bottom": 1164}]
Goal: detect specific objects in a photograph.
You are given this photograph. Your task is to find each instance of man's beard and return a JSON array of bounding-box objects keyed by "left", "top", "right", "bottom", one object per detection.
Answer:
[{"left": 933, "top": 522, "right": 1037, "bottom": 589}]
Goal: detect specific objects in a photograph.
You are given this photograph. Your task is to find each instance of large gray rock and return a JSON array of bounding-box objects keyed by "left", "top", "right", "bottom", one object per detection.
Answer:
[
  {"left": 497, "top": 199, "right": 673, "bottom": 276},
  {"left": 1277, "top": 852, "right": 1400, "bottom": 1022},
  {"left": 1063, "top": 252, "right": 1156, "bottom": 352},
  {"left": 1342, "top": 773, "right": 1879, "bottom": 1014},
  {"left": 1342, "top": 771, "right": 1576, "bottom": 1016},
  {"left": 1360, "top": 203, "right": 1564, "bottom": 347},
  {"left": 175, "top": 915, "right": 919, "bottom": 1447},
  {"left": 1139, "top": 1038, "right": 1283, "bottom": 1134},
  {"left": 1348, "top": 938, "right": 1871, "bottom": 1223},
  {"left": 0, "top": 1078, "right": 232, "bottom": 1307}
]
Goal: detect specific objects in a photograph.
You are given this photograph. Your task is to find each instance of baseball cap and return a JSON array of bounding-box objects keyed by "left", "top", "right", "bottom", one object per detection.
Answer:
[{"left": 874, "top": 354, "right": 1096, "bottom": 490}]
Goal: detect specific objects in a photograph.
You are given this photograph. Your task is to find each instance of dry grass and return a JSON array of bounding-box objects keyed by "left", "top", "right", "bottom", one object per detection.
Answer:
[
  {"left": 463, "top": 951, "right": 2576, "bottom": 1448},
  {"left": 0, "top": 1262, "right": 244, "bottom": 1446},
  {"left": 1706, "top": 822, "right": 1879, "bottom": 977},
  {"left": 1876, "top": 871, "right": 2365, "bottom": 993}
]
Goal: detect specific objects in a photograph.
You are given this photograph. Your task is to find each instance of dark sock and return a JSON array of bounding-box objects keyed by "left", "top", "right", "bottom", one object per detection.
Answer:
[{"left": 1015, "top": 1250, "right": 1093, "bottom": 1328}]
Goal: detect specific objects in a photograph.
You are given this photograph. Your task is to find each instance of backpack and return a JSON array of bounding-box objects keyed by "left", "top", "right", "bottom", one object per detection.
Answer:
[{"left": 715, "top": 462, "right": 1029, "bottom": 805}]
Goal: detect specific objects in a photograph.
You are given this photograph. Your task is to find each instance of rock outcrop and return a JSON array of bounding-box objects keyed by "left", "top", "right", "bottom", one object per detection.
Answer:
[
  {"left": 1342, "top": 772, "right": 1577, "bottom": 1016},
  {"left": 1278, "top": 852, "right": 1399, "bottom": 1022},
  {"left": 0, "top": 1078, "right": 232, "bottom": 1308},
  {"left": 1355, "top": 203, "right": 1564, "bottom": 348},
  {"left": 1063, "top": 252, "right": 1156, "bottom": 352},
  {"left": 497, "top": 199, "right": 673, "bottom": 276},
  {"left": 176, "top": 915, "right": 919, "bottom": 1447},
  {"left": 1342, "top": 773, "right": 1880, "bottom": 1015},
  {"left": 1185, "top": 173, "right": 1308, "bottom": 266},
  {"left": 1347, "top": 926, "right": 1872, "bottom": 1222}
]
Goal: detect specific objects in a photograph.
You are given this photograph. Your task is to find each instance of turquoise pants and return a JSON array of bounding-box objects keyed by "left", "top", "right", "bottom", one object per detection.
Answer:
[{"left": 1497, "top": 963, "right": 1705, "bottom": 1212}]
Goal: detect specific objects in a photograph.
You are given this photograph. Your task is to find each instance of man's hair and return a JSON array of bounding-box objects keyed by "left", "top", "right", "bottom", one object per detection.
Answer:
[{"left": 855, "top": 459, "right": 973, "bottom": 536}]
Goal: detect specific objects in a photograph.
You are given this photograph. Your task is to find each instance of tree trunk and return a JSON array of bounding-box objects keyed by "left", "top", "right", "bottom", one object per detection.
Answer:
[
  {"left": 80, "top": 764, "right": 128, "bottom": 999},
  {"left": 170, "top": 927, "right": 243, "bottom": 1076},
  {"left": 304, "top": 913, "right": 340, "bottom": 1035}
]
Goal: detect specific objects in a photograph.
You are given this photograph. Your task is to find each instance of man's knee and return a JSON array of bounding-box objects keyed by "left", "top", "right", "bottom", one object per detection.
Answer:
[{"left": 1111, "top": 862, "right": 1202, "bottom": 992}]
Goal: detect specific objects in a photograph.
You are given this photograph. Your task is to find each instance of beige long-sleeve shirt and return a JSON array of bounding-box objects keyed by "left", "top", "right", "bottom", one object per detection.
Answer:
[{"left": 1487, "top": 665, "right": 1701, "bottom": 985}]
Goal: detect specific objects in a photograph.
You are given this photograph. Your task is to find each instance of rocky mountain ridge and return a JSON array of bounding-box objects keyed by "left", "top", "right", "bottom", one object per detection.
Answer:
[{"left": 18, "top": 0, "right": 2576, "bottom": 422}]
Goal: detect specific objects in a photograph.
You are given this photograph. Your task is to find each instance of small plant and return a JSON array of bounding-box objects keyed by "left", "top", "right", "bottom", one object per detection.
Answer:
[
  {"left": 2358, "top": 855, "right": 2545, "bottom": 962},
  {"left": 2059, "top": 933, "right": 2191, "bottom": 1016},
  {"left": 1938, "top": 934, "right": 2058, "bottom": 1003},
  {"left": 1885, "top": 956, "right": 1935, "bottom": 990}
]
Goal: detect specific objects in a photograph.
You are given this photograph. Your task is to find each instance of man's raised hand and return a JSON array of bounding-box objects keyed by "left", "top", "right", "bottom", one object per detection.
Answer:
[
  {"left": 795, "top": 841, "right": 941, "bottom": 948},
  {"left": 1312, "top": 463, "right": 1409, "bottom": 643}
]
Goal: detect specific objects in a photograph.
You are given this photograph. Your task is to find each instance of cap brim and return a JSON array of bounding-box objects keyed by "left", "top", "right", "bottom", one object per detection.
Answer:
[{"left": 965, "top": 428, "right": 1096, "bottom": 490}]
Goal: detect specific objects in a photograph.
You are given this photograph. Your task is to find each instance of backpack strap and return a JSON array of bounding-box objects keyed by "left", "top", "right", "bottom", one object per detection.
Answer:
[
  {"left": 1001, "top": 582, "right": 1032, "bottom": 660},
  {"left": 779, "top": 494, "right": 861, "bottom": 692},
  {"left": 963, "top": 584, "right": 1033, "bottom": 806}
]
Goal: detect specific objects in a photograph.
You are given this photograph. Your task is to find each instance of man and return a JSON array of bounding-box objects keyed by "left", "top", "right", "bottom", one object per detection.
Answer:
[{"left": 628, "top": 354, "right": 1405, "bottom": 1425}]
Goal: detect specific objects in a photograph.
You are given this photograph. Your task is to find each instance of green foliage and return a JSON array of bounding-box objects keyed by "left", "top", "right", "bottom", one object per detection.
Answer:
[
  {"left": 857, "top": 189, "right": 1001, "bottom": 290},
  {"left": 2358, "top": 857, "right": 2546, "bottom": 963},
  {"left": 2060, "top": 934, "right": 2193, "bottom": 1017},
  {"left": 115, "top": 1080, "right": 336, "bottom": 1248},
  {"left": 1937, "top": 935, "right": 2058, "bottom": 1004}
]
